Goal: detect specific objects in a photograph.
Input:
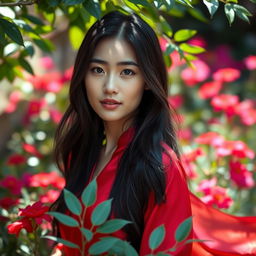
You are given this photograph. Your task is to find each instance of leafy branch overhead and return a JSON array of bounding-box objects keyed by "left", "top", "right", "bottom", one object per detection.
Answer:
[{"left": 0, "top": 0, "right": 255, "bottom": 82}]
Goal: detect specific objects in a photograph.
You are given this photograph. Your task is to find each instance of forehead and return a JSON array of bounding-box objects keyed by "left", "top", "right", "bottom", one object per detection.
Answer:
[{"left": 92, "top": 37, "right": 137, "bottom": 62}]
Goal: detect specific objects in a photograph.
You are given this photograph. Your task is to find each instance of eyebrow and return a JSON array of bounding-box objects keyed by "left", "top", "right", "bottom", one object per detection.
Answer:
[{"left": 90, "top": 58, "right": 139, "bottom": 67}]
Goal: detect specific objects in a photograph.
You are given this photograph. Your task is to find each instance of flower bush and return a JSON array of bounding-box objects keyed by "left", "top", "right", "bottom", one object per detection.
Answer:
[{"left": 0, "top": 38, "right": 255, "bottom": 254}]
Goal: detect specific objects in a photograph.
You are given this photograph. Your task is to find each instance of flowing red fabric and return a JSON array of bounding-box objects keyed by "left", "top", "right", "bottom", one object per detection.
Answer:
[{"left": 190, "top": 192, "right": 256, "bottom": 255}]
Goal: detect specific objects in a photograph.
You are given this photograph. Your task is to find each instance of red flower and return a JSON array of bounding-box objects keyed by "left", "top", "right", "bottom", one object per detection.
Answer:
[
  {"left": 182, "top": 148, "right": 204, "bottom": 162},
  {"left": 229, "top": 161, "right": 255, "bottom": 188},
  {"left": 7, "top": 154, "right": 26, "bottom": 165},
  {"left": 7, "top": 218, "right": 33, "bottom": 237},
  {"left": 4, "top": 91, "right": 22, "bottom": 113},
  {"left": 216, "top": 140, "right": 255, "bottom": 159},
  {"left": 188, "top": 36, "right": 207, "bottom": 48},
  {"left": 0, "top": 197, "right": 20, "bottom": 210},
  {"left": 196, "top": 178, "right": 217, "bottom": 195},
  {"left": 181, "top": 59, "right": 210, "bottom": 86},
  {"left": 201, "top": 186, "right": 233, "bottom": 209},
  {"left": 40, "top": 56, "right": 54, "bottom": 70},
  {"left": 195, "top": 132, "right": 225, "bottom": 147},
  {"left": 198, "top": 81, "right": 222, "bottom": 99},
  {"left": 19, "top": 201, "right": 51, "bottom": 225},
  {"left": 177, "top": 128, "right": 192, "bottom": 142},
  {"left": 213, "top": 68, "right": 240, "bottom": 83},
  {"left": 28, "top": 172, "right": 65, "bottom": 189},
  {"left": 168, "top": 95, "right": 183, "bottom": 109},
  {"left": 244, "top": 55, "right": 256, "bottom": 70},
  {"left": 62, "top": 66, "right": 74, "bottom": 83},
  {"left": 49, "top": 108, "right": 63, "bottom": 124},
  {"left": 0, "top": 175, "right": 22, "bottom": 195},
  {"left": 211, "top": 94, "right": 239, "bottom": 117},
  {"left": 40, "top": 189, "right": 60, "bottom": 203},
  {"left": 22, "top": 143, "right": 42, "bottom": 158},
  {"left": 235, "top": 100, "right": 256, "bottom": 126}
]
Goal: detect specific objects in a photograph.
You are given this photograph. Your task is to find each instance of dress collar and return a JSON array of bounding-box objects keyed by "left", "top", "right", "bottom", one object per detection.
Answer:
[{"left": 116, "top": 126, "right": 135, "bottom": 149}]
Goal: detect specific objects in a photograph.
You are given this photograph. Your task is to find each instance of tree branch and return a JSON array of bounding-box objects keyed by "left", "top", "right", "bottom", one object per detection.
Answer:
[{"left": 0, "top": 0, "right": 38, "bottom": 7}]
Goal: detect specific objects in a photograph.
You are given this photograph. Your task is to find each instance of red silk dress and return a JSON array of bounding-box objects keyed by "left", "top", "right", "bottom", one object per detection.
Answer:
[
  {"left": 59, "top": 128, "right": 256, "bottom": 255},
  {"left": 59, "top": 127, "right": 193, "bottom": 255}
]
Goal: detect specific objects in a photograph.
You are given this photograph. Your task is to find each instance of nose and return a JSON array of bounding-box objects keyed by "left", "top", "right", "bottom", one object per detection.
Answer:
[{"left": 103, "top": 73, "right": 118, "bottom": 94}]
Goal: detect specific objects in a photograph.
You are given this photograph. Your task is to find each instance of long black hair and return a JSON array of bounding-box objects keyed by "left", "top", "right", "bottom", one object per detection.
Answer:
[{"left": 52, "top": 10, "right": 179, "bottom": 251}]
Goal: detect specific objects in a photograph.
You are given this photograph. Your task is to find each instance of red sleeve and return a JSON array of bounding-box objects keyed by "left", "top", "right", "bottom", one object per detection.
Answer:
[{"left": 139, "top": 148, "right": 193, "bottom": 256}]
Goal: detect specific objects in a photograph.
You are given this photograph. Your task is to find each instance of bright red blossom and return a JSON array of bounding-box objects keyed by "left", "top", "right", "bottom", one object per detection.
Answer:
[
  {"left": 229, "top": 161, "right": 255, "bottom": 188},
  {"left": 7, "top": 218, "right": 33, "bottom": 236},
  {"left": 22, "top": 143, "right": 42, "bottom": 158},
  {"left": 213, "top": 68, "right": 240, "bottom": 83},
  {"left": 18, "top": 201, "right": 51, "bottom": 225},
  {"left": 7, "top": 154, "right": 26, "bottom": 165},
  {"left": 0, "top": 197, "right": 20, "bottom": 209},
  {"left": 198, "top": 81, "right": 222, "bottom": 99},
  {"left": 28, "top": 172, "right": 65, "bottom": 189},
  {"left": 40, "top": 189, "right": 61, "bottom": 203},
  {"left": 0, "top": 175, "right": 22, "bottom": 195},
  {"left": 168, "top": 95, "right": 184, "bottom": 109}
]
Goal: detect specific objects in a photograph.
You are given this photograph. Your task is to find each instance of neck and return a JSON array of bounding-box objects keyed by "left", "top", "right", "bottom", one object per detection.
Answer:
[{"left": 103, "top": 120, "right": 132, "bottom": 155}]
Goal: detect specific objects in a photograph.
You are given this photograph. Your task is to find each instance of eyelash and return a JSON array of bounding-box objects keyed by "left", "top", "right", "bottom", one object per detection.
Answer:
[{"left": 90, "top": 67, "right": 136, "bottom": 76}]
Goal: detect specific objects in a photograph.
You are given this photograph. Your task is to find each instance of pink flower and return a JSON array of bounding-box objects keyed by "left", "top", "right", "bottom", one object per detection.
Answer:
[
  {"left": 26, "top": 99, "right": 46, "bottom": 118},
  {"left": 168, "top": 95, "right": 184, "bottom": 109},
  {"left": 188, "top": 36, "right": 207, "bottom": 48},
  {"left": 235, "top": 101, "right": 256, "bottom": 126},
  {"left": 159, "top": 37, "right": 168, "bottom": 52},
  {"left": 201, "top": 186, "right": 233, "bottom": 209},
  {"left": 49, "top": 108, "right": 63, "bottom": 124},
  {"left": 62, "top": 66, "right": 74, "bottom": 82},
  {"left": 40, "top": 190, "right": 60, "bottom": 203},
  {"left": 182, "top": 148, "right": 204, "bottom": 162},
  {"left": 7, "top": 154, "right": 26, "bottom": 165},
  {"left": 229, "top": 161, "right": 255, "bottom": 188},
  {"left": 213, "top": 68, "right": 240, "bottom": 83},
  {"left": 7, "top": 218, "right": 33, "bottom": 237},
  {"left": 4, "top": 91, "right": 22, "bottom": 113},
  {"left": 177, "top": 128, "right": 192, "bottom": 142},
  {"left": 18, "top": 201, "right": 51, "bottom": 225},
  {"left": 195, "top": 132, "right": 225, "bottom": 147},
  {"left": 198, "top": 81, "right": 222, "bottom": 99},
  {"left": 181, "top": 60, "right": 210, "bottom": 86},
  {"left": 22, "top": 143, "right": 42, "bottom": 158},
  {"left": 168, "top": 51, "right": 186, "bottom": 71},
  {"left": 244, "top": 55, "right": 256, "bottom": 70},
  {"left": 40, "top": 56, "right": 54, "bottom": 70},
  {"left": 216, "top": 140, "right": 255, "bottom": 159},
  {"left": 196, "top": 178, "right": 217, "bottom": 195},
  {"left": 211, "top": 94, "right": 239, "bottom": 117},
  {"left": 0, "top": 175, "right": 22, "bottom": 195}
]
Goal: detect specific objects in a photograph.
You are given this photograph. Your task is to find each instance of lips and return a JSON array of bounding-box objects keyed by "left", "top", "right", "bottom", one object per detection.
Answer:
[{"left": 100, "top": 99, "right": 121, "bottom": 105}]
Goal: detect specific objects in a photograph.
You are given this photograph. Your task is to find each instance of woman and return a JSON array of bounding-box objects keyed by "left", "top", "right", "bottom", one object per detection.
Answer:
[
  {"left": 52, "top": 10, "right": 256, "bottom": 256},
  {"left": 52, "top": 10, "right": 192, "bottom": 256}
]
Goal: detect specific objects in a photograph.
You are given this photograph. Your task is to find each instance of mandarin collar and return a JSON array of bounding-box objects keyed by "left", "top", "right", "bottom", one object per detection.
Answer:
[{"left": 116, "top": 126, "right": 135, "bottom": 150}]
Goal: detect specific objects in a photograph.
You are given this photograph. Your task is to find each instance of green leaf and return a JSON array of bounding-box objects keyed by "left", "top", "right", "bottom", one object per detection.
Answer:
[
  {"left": 203, "top": 0, "right": 219, "bottom": 17},
  {"left": 89, "top": 237, "right": 119, "bottom": 255},
  {"left": 123, "top": 241, "right": 138, "bottom": 256},
  {"left": 175, "top": 216, "right": 192, "bottom": 242},
  {"left": 97, "top": 219, "right": 130, "bottom": 234},
  {"left": 127, "top": 0, "right": 149, "bottom": 6},
  {"left": 83, "top": 0, "right": 101, "bottom": 19},
  {"left": 179, "top": 43, "right": 205, "bottom": 54},
  {"left": 184, "top": 238, "right": 209, "bottom": 244},
  {"left": 163, "top": 54, "right": 172, "bottom": 68},
  {"left": 19, "top": 58, "right": 34, "bottom": 75},
  {"left": 42, "top": 235, "right": 79, "bottom": 248},
  {"left": 224, "top": 4, "right": 235, "bottom": 25},
  {"left": 149, "top": 225, "right": 165, "bottom": 250},
  {"left": 0, "top": 18, "right": 24, "bottom": 46},
  {"left": 163, "top": 0, "right": 175, "bottom": 11},
  {"left": 160, "top": 16, "right": 173, "bottom": 37},
  {"left": 81, "top": 179, "right": 97, "bottom": 207},
  {"left": 188, "top": 8, "right": 208, "bottom": 23},
  {"left": 24, "top": 14, "right": 45, "bottom": 25},
  {"left": 33, "top": 38, "right": 54, "bottom": 53},
  {"left": 248, "top": 0, "right": 256, "bottom": 3},
  {"left": 91, "top": 199, "right": 112, "bottom": 226},
  {"left": 233, "top": 4, "right": 252, "bottom": 23},
  {"left": 80, "top": 227, "right": 93, "bottom": 241},
  {"left": 4, "top": 43, "right": 19, "bottom": 57},
  {"left": 63, "top": 189, "right": 82, "bottom": 216},
  {"left": 69, "top": 26, "right": 85, "bottom": 50},
  {"left": 174, "top": 29, "right": 197, "bottom": 42},
  {"left": 48, "top": 212, "right": 79, "bottom": 227},
  {"left": 62, "top": 0, "right": 85, "bottom": 5},
  {"left": 164, "top": 44, "right": 178, "bottom": 56}
]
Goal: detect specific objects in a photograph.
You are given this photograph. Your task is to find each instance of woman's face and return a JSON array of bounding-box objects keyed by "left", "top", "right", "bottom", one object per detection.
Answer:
[{"left": 85, "top": 37, "right": 145, "bottom": 128}]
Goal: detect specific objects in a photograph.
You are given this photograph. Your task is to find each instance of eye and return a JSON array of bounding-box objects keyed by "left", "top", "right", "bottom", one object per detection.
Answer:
[
  {"left": 91, "top": 67, "right": 104, "bottom": 74},
  {"left": 121, "top": 69, "right": 135, "bottom": 76}
]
